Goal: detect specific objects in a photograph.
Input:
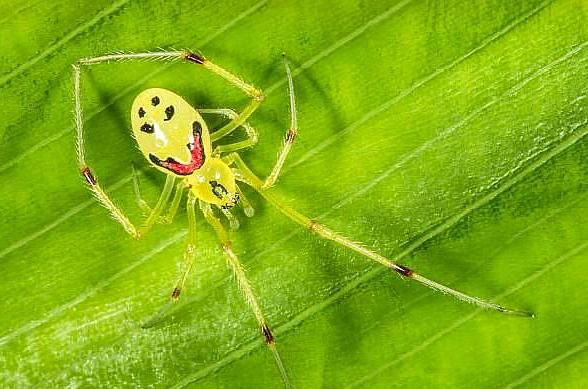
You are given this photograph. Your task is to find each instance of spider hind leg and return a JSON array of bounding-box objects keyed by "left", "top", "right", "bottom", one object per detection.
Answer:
[{"left": 201, "top": 201, "right": 291, "bottom": 388}]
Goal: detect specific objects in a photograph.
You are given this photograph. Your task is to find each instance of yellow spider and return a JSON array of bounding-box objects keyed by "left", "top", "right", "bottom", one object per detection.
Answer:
[{"left": 72, "top": 50, "right": 533, "bottom": 388}]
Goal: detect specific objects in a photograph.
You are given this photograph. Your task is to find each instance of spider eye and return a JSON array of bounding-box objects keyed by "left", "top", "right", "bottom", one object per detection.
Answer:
[
  {"left": 138, "top": 107, "right": 146, "bottom": 118},
  {"left": 164, "top": 105, "right": 175, "bottom": 121},
  {"left": 151, "top": 96, "right": 160, "bottom": 106},
  {"left": 140, "top": 122, "right": 154, "bottom": 133}
]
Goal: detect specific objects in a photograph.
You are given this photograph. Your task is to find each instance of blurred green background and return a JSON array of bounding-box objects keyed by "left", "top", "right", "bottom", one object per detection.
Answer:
[{"left": 0, "top": 0, "right": 586, "bottom": 387}]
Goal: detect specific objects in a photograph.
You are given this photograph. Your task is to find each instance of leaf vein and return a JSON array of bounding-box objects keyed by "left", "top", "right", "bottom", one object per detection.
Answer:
[
  {"left": 0, "top": 230, "right": 186, "bottom": 347},
  {"left": 344, "top": 241, "right": 588, "bottom": 388},
  {"left": 287, "top": 0, "right": 553, "bottom": 170},
  {"left": 0, "top": 0, "right": 268, "bottom": 174},
  {"left": 0, "top": 0, "right": 132, "bottom": 88},
  {"left": 502, "top": 340, "right": 588, "bottom": 389},
  {"left": 0, "top": 0, "right": 411, "bottom": 256}
]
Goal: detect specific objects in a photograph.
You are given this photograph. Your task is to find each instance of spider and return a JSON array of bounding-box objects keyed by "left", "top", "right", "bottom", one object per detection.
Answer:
[{"left": 72, "top": 50, "right": 533, "bottom": 388}]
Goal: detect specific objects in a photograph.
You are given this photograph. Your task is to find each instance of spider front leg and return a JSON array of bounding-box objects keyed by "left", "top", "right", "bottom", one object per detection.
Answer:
[
  {"left": 220, "top": 55, "right": 299, "bottom": 189},
  {"left": 185, "top": 52, "right": 264, "bottom": 144},
  {"left": 225, "top": 152, "right": 534, "bottom": 317},
  {"left": 200, "top": 201, "right": 291, "bottom": 388},
  {"left": 207, "top": 54, "right": 299, "bottom": 180}
]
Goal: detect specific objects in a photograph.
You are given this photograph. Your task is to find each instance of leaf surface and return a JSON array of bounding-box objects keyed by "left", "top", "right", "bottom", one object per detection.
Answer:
[{"left": 0, "top": 0, "right": 586, "bottom": 388}]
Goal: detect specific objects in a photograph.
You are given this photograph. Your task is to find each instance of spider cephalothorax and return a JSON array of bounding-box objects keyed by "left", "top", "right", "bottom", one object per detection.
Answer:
[{"left": 186, "top": 157, "right": 240, "bottom": 209}]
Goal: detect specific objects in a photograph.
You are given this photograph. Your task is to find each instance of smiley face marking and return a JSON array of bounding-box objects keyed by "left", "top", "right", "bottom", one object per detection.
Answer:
[
  {"left": 140, "top": 122, "right": 154, "bottom": 133},
  {"left": 164, "top": 105, "right": 175, "bottom": 121}
]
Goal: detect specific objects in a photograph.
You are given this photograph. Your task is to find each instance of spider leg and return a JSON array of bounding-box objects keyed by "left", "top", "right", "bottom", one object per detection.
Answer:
[
  {"left": 201, "top": 201, "right": 291, "bottom": 388},
  {"left": 142, "top": 193, "right": 198, "bottom": 329},
  {"left": 235, "top": 183, "right": 255, "bottom": 217},
  {"left": 218, "top": 206, "right": 240, "bottom": 230},
  {"left": 225, "top": 152, "right": 534, "bottom": 317},
  {"left": 161, "top": 182, "right": 186, "bottom": 224},
  {"left": 73, "top": 61, "right": 179, "bottom": 238},
  {"left": 200, "top": 108, "right": 258, "bottom": 154},
  {"left": 192, "top": 54, "right": 265, "bottom": 143},
  {"left": 131, "top": 165, "right": 154, "bottom": 215},
  {"left": 133, "top": 167, "right": 185, "bottom": 224},
  {"left": 74, "top": 49, "right": 264, "bottom": 148},
  {"left": 262, "top": 54, "right": 298, "bottom": 189},
  {"left": 136, "top": 175, "right": 175, "bottom": 235}
]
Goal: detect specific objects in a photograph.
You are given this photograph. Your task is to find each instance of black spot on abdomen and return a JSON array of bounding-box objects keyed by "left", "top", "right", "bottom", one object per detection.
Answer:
[
  {"left": 141, "top": 123, "right": 154, "bottom": 133},
  {"left": 164, "top": 105, "right": 175, "bottom": 121}
]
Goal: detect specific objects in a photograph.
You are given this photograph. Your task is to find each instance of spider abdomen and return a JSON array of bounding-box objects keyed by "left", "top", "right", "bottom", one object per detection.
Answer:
[{"left": 130, "top": 88, "right": 212, "bottom": 176}]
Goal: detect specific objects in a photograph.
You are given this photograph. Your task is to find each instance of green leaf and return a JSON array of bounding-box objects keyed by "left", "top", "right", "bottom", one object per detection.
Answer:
[{"left": 1, "top": 0, "right": 586, "bottom": 387}]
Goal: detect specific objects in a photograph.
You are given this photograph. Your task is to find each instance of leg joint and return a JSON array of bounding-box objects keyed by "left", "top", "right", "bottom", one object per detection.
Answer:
[
  {"left": 253, "top": 89, "right": 265, "bottom": 102},
  {"left": 171, "top": 287, "right": 181, "bottom": 300},
  {"left": 185, "top": 52, "right": 205, "bottom": 64},
  {"left": 394, "top": 264, "right": 414, "bottom": 277},
  {"left": 221, "top": 241, "right": 232, "bottom": 252},
  {"left": 81, "top": 166, "right": 96, "bottom": 185},
  {"left": 285, "top": 128, "right": 297, "bottom": 143},
  {"left": 261, "top": 323, "right": 275, "bottom": 344}
]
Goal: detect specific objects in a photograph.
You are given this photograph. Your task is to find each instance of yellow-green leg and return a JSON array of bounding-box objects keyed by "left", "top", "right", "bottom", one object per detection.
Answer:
[
  {"left": 183, "top": 52, "right": 264, "bottom": 143},
  {"left": 142, "top": 193, "right": 198, "bottom": 329},
  {"left": 132, "top": 166, "right": 185, "bottom": 224},
  {"left": 136, "top": 175, "right": 175, "bottom": 235},
  {"left": 200, "top": 201, "right": 291, "bottom": 388},
  {"left": 171, "top": 193, "right": 198, "bottom": 300},
  {"left": 162, "top": 182, "right": 186, "bottom": 224},
  {"left": 74, "top": 49, "right": 264, "bottom": 173},
  {"left": 131, "top": 165, "right": 151, "bottom": 215},
  {"left": 200, "top": 108, "right": 259, "bottom": 154},
  {"left": 262, "top": 55, "right": 299, "bottom": 189},
  {"left": 225, "top": 152, "right": 534, "bottom": 317},
  {"left": 235, "top": 183, "right": 255, "bottom": 217}
]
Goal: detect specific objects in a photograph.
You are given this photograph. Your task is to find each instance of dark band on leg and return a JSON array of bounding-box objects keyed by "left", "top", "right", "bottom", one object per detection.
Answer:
[
  {"left": 185, "top": 52, "right": 205, "bottom": 64},
  {"left": 308, "top": 219, "right": 318, "bottom": 231},
  {"left": 394, "top": 264, "right": 414, "bottom": 277},
  {"left": 81, "top": 166, "right": 96, "bottom": 185},
  {"left": 285, "top": 129, "right": 297, "bottom": 143},
  {"left": 171, "top": 287, "right": 181, "bottom": 300},
  {"left": 261, "top": 323, "right": 275, "bottom": 344}
]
